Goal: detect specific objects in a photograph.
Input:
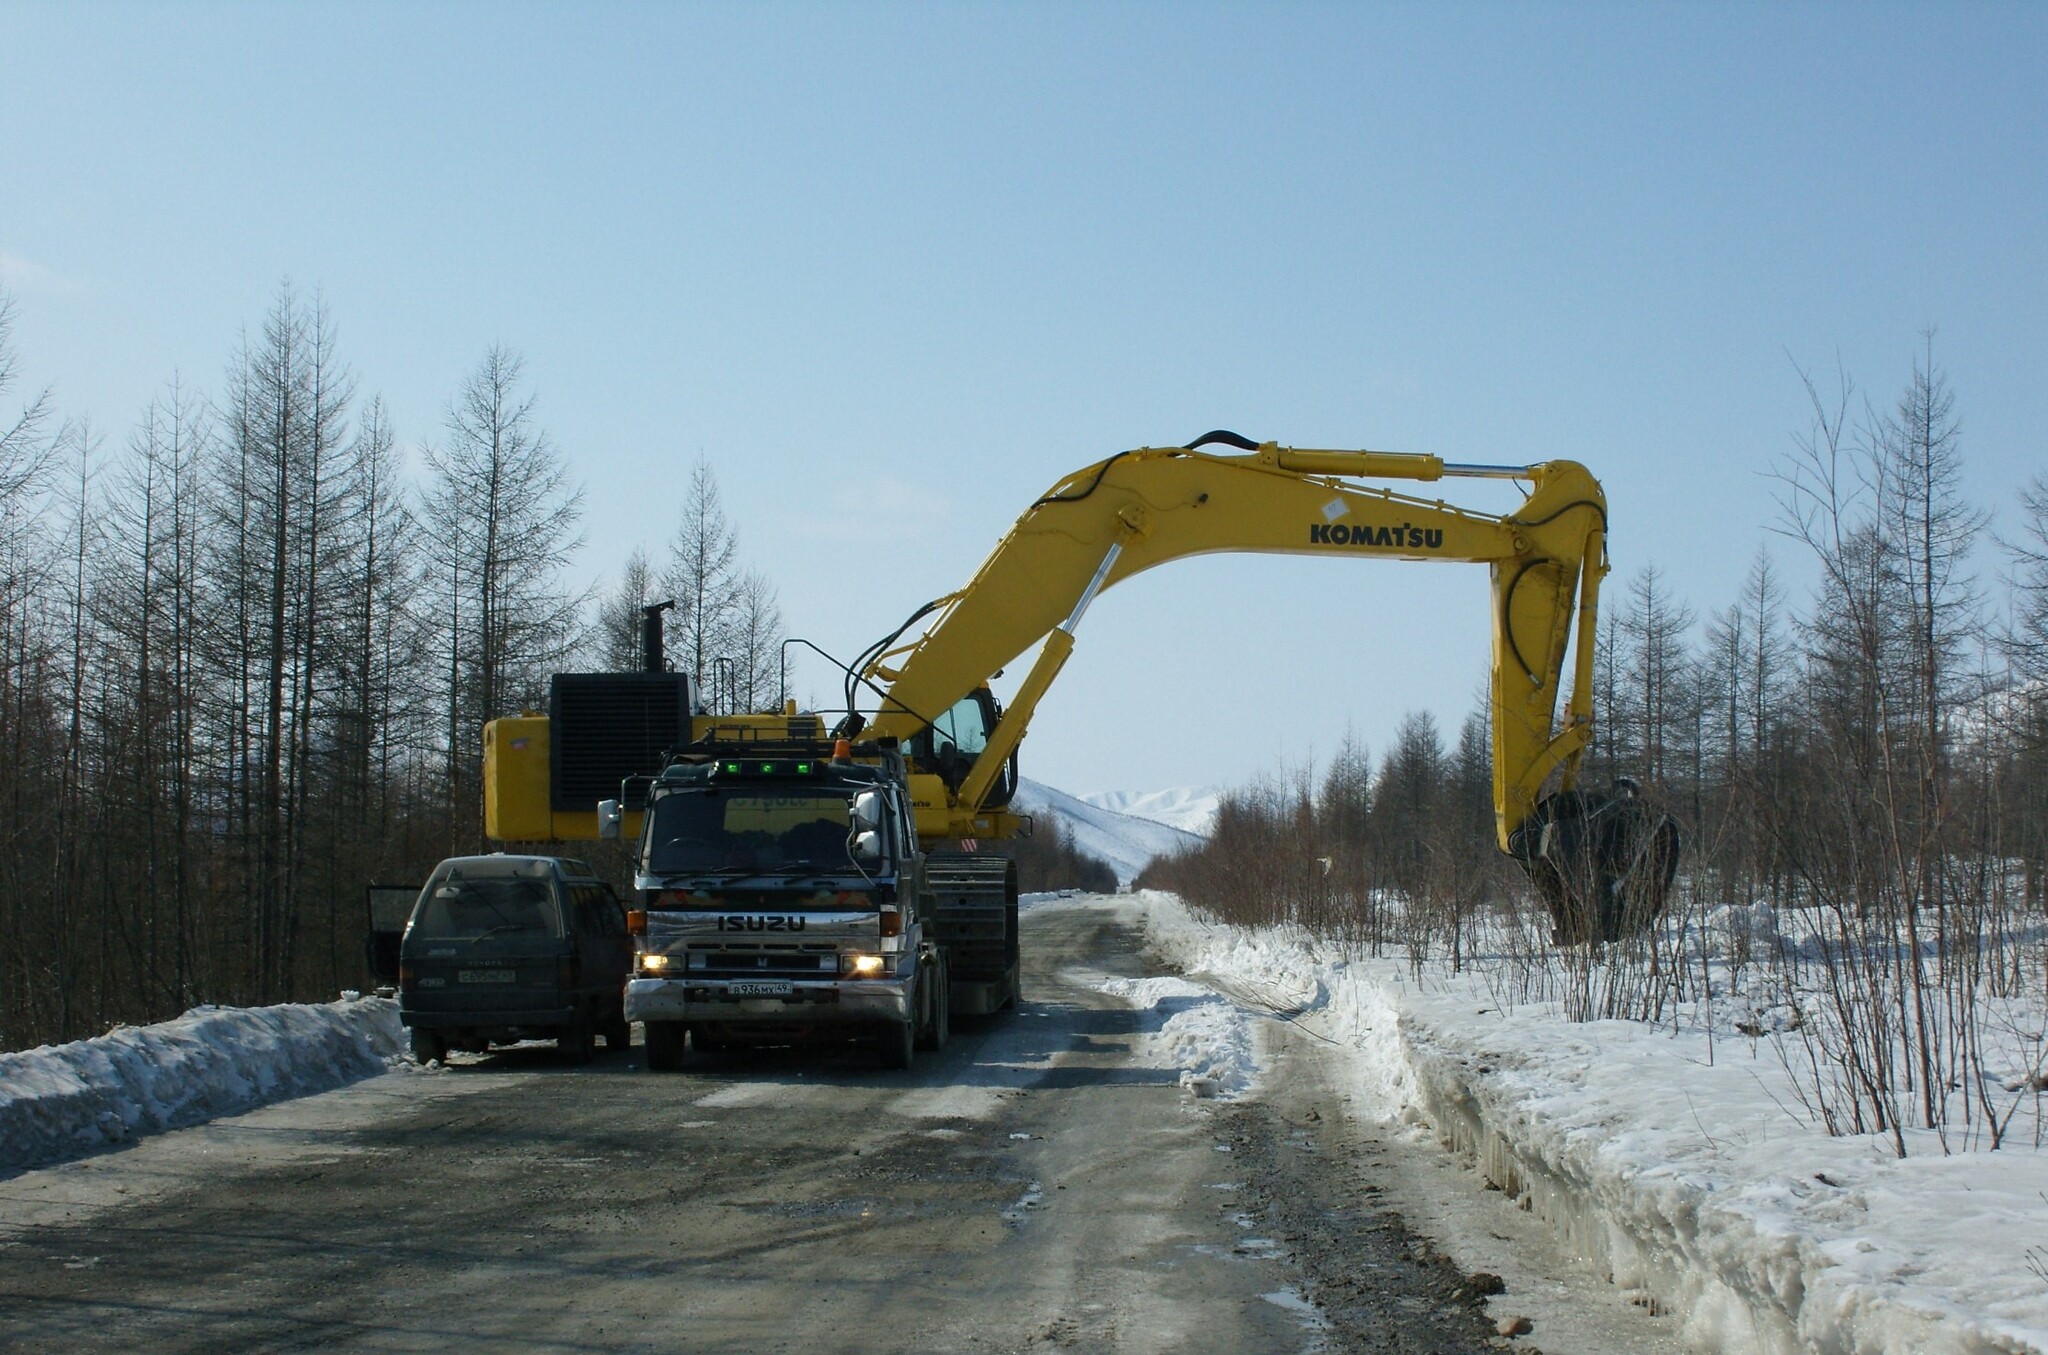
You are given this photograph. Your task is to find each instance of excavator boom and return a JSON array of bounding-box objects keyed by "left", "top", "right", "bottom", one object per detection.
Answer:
[{"left": 860, "top": 433, "right": 1677, "bottom": 940}]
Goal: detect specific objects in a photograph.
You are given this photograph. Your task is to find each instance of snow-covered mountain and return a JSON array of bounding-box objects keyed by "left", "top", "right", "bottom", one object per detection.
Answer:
[
  {"left": 1012, "top": 778, "right": 1203, "bottom": 886},
  {"left": 1078, "top": 786, "right": 1220, "bottom": 838}
]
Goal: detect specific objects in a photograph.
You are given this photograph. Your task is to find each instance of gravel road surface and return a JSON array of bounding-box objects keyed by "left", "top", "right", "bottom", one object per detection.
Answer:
[{"left": 1, "top": 903, "right": 1541, "bottom": 1354}]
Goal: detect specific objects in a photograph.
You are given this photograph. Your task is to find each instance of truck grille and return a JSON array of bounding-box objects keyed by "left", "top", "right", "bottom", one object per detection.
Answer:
[{"left": 693, "top": 945, "right": 837, "bottom": 978}]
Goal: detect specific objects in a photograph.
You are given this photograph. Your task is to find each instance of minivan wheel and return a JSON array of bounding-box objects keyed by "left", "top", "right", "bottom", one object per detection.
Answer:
[
  {"left": 410, "top": 1027, "right": 447, "bottom": 1065},
  {"left": 645, "top": 1020, "right": 686, "bottom": 1072},
  {"left": 558, "top": 1013, "right": 595, "bottom": 1064}
]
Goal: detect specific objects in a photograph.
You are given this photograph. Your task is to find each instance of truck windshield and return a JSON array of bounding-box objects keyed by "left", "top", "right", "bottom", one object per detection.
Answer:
[
  {"left": 646, "top": 789, "right": 862, "bottom": 875},
  {"left": 410, "top": 869, "right": 561, "bottom": 940}
]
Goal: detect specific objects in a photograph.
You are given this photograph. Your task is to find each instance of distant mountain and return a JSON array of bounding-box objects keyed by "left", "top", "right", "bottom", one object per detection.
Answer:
[
  {"left": 1012, "top": 778, "right": 1204, "bottom": 886},
  {"left": 1079, "top": 786, "right": 1221, "bottom": 838}
]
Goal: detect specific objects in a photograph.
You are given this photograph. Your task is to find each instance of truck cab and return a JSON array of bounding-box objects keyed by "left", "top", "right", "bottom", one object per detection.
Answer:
[{"left": 617, "top": 744, "right": 950, "bottom": 1070}]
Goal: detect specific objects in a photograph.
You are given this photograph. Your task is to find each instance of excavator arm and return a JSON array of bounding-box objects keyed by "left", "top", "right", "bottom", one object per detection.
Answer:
[{"left": 861, "top": 432, "right": 1677, "bottom": 939}]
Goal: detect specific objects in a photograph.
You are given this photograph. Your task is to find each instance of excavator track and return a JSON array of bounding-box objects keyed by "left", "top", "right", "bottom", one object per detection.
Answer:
[{"left": 922, "top": 852, "right": 1019, "bottom": 1017}]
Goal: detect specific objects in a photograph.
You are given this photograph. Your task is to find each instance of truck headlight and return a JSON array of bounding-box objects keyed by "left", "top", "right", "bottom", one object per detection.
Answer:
[
  {"left": 639, "top": 953, "right": 674, "bottom": 973},
  {"left": 847, "top": 954, "right": 887, "bottom": 978}
]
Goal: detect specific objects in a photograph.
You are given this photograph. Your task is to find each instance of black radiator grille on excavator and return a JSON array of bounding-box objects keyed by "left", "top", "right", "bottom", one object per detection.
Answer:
[{"left": 549, "top": 673, "right": 693, "bottom": 812}]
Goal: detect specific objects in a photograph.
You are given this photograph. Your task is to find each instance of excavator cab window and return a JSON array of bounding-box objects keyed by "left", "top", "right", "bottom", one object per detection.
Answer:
[
  {"left": 932, "top": 696, "right": 989, "bottom": 761},
  {"left": 909, "top": 688, "right": 1018, "bottom": 808}
]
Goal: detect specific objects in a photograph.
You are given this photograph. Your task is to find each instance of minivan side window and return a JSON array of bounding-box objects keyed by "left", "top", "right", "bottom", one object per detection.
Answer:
[{"left": 573, "top": 884, "right": 623, "bottom": 937}]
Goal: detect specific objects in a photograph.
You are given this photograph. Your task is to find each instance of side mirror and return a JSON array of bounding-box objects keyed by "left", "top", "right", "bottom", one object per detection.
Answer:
[
  {"left": 849, "top": 790, "right": 884, "bottom": 833},
  {"left": 851, "top": 829, "right": 884, "bottom": 863},
  {"left": 597, "top": 799, "right": 623, "bottom": 840}
]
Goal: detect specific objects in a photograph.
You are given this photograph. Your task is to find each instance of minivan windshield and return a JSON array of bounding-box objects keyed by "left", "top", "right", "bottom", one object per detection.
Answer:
[
  {"left": 645, "top": 788, "right": 862, "bottom": 875},
  {"left": 410, "top": 864, "right": 562, "bottom": 940}
]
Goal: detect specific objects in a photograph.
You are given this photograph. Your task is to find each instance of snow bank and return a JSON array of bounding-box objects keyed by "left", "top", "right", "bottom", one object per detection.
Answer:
[
  {"left": 1136, "top": 892, "right": 2048, "bottom": 1355},
  {"left": 0, "top": 997, "right": 405, "bottom": 1173},
  {"left": 1095, "top": 973, "right": 1263, "bottom": 1098}
]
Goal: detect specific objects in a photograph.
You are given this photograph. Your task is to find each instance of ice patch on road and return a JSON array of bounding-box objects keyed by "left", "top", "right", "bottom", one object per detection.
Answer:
[
  {"left": 694, "top": 1082, "right": 832, "bottom": 1109},
  {"left": 1003, "top": 1180, "right": 1045, "bottom": 1222},
  {"left": 1020, "top": 889, "right": 1143, "bottom": 916},
  {"left": 1094, "top": 973, "right": 1264, "bottom": 1099},
  {"left": 888, "top": 1084, "right": 1004, "bottom": 1120},
  {"left": 0, "top": 998, "right": 404, "bottom": 1173},
  {"left": 1261, "top": 1286, "right": 1330, "bottom": 1329}
]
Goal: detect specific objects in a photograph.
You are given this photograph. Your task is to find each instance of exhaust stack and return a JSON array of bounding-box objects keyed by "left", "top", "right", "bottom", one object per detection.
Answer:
[{"left": 641, "top": 600, "right": 677, "bottom": 674}]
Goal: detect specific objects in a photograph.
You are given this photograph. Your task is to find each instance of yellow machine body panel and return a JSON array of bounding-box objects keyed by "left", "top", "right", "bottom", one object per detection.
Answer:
[
  {"left": 483, "top": 716, "right": 554, "bottom": 841},
  {"left": 484, "top": 714, "right": 647, "bottom": 842}
]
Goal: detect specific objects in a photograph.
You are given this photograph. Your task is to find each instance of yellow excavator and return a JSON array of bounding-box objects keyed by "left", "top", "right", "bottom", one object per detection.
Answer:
[{"left": 485, "top": 431, "right": 1679, "bottom": 1009}]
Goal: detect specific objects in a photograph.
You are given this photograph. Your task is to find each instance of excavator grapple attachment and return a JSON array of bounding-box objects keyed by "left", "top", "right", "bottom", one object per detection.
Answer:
[{"left": 1509, "top": 783, "right": 1681, "bottom": 944}]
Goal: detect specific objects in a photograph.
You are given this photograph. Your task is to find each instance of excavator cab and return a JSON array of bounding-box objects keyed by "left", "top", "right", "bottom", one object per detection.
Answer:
[{"left": 906, "top": 687, "right": 1018, "bottom": 809}]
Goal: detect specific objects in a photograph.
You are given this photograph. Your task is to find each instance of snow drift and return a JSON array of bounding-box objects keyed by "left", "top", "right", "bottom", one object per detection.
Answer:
[
  {"left": 0, "top": 998, "right": 404, "bottom": 1173},
  {"left": 1094, "top": 972, "right": 1262, "bottom": 1098}
]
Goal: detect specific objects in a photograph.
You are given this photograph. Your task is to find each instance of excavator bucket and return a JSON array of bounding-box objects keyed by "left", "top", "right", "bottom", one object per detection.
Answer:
[{"left": 1509, "top": 784, "right": 1681, "bottom": 945}]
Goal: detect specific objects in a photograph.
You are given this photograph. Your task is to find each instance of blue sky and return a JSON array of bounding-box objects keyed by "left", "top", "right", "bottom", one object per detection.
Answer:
[{"left": 3, "top": 3, "right": 2044, "bottom": 795}]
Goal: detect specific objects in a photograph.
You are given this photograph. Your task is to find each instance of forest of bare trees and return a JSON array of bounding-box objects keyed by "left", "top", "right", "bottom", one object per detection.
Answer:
[
  {"left": 1142, "top": 346, "right": 2048, "bottom": 1152},
  {"left": 0, "top": 283, "right": 1132, "bottom": 1055},
  {"left": 0, "top": 286, "right": 808, "bottom": 1053}
]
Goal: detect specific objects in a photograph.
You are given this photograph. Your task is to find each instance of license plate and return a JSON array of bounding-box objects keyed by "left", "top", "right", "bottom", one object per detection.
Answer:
[
  {"left": 727, "top": 981, "right": 794, "bottom": 998},
  {"left": 459, "top": 969, "right": 517, "bottom": 984}
]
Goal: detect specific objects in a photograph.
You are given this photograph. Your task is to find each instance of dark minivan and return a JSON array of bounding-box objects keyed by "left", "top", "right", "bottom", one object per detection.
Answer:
[{"left": 390, "top": 855, "right": 632, "bottom": 1064}]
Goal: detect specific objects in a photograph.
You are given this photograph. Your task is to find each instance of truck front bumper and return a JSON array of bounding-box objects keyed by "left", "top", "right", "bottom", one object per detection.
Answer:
[{"left": 625, "top": 976, "right": 911, "bottom": 1026}]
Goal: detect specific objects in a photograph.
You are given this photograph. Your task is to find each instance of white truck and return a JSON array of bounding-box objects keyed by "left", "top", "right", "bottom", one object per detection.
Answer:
[{"left": 605, "top": 728, "right": 1016, "bottom": 1071}]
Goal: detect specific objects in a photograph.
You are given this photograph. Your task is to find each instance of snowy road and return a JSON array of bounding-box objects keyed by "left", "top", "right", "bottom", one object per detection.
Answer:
[{"left": 1, "top": 902, "right": 1582, "bottom": 1354}]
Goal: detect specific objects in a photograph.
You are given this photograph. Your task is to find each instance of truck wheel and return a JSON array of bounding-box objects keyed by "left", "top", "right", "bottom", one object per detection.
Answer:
[
  {"left": 916, "top": 956, "right": 950, "bottom": 1052},
  {"left": 878, "top": 1016, "right": 916, "bottom": 1070},
  {"left": 645, "top": 1020, "right": 686, "bottom": 1072},
  {"left": 409, "top": 1027, "right": 447, "bottom": 1065},
  {"left": 603, "top": 1012, "right": 633, "bottom": 1052}
]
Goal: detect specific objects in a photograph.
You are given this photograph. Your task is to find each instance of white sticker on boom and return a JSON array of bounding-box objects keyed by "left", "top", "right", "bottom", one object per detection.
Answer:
[{"left": 1321, "top": 498, "right": 1349, "bottom": 522}]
